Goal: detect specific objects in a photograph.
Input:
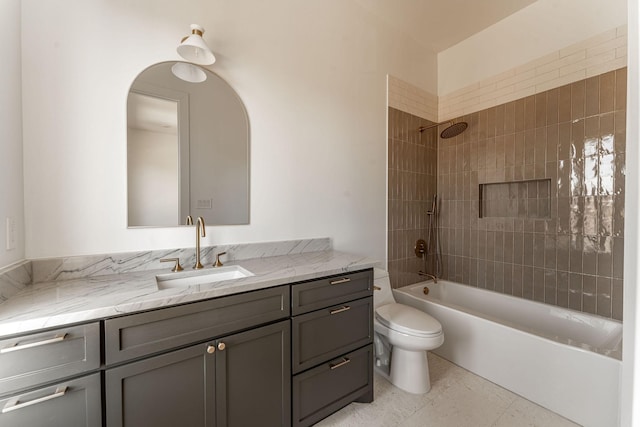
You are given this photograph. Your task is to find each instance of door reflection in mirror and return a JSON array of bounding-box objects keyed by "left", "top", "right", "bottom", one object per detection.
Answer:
[{"left": 128, "top": 93, "right": 180, "bottom": 226}]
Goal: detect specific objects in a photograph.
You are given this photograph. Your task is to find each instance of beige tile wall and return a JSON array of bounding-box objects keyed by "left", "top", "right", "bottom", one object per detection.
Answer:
[
  {"left": 387, "top": 108, "right": 438, "bottom": 289},
  {"left": 388, "top": 75, "right": 439, "bottom": 123},
  {"left": 437, "top": 68, "right": 626, "bottom": 320},
  {"left": 439, "top": 26, "right": 628, "bottom": 122}
]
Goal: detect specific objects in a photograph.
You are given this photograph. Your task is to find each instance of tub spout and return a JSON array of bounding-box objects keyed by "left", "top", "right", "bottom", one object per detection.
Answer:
[{"left": 418, "top": 271, "right": 437, "bottom": 283}]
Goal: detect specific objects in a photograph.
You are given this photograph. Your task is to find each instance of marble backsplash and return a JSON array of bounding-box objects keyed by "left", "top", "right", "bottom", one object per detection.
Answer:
[
  {"left": 0, "top": 261, "right": 32, "bottom": 303},
  {"left": 0, "top": 238, "right": 331, "bottom": 298}
]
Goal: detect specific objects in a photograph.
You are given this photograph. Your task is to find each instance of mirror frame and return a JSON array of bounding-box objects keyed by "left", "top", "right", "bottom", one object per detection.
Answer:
[{"left": 126, "top": 61, "right": 250, "bottom": 228}]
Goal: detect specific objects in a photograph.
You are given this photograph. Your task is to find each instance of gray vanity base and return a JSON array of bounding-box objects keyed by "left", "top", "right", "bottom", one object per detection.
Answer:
[{"left": 0, "top": 266, "right": 374, "bottom": 426}]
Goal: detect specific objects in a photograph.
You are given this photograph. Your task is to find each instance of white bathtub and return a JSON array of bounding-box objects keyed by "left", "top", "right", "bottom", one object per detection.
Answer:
[{"left": 393, "top": 280, "right": 622, "bottom": 427}]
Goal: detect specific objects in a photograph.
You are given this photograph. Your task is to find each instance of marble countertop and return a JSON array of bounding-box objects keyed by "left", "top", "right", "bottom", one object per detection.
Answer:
[{"left": 0, "top": 250, "right": 378, "bottom": 338}]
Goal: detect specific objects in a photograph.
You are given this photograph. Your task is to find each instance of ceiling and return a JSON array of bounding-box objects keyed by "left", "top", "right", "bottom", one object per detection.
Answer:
[{"left": 353, "top": 0, "right": 537, "bottom": 52}]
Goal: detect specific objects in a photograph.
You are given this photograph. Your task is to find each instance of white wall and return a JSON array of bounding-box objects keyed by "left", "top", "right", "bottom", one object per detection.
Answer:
[
  {"left": 20, "top": 0, "right": 437, "bottom": 260},
  {"left": 0, "top": 0, "right": 25, "bottom": 269},
  {"left": 127, "top": 128, "right": 179, "bottom": 226},
  {"left": 438, "top": 0, "right": 628, "bottom": 96},
  {"left": 621, "top": 1, "right": 639, "bottom": 425}
]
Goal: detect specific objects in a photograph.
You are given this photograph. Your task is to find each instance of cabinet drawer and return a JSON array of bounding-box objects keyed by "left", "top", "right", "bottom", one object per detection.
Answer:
[
  {"left": 0, "top": 373, "right": 102, "bottom": 427},
  {"left": 291, "top": 269, "right": 373, "bottom": 315},
  {"left": 292, "top": 297, "right": 372, "bottom": 374},
  {"left": 0, "top": 323, "right": 100, "bottom": 396},
  {"left": 292, "top": 345, "right": 373, "bottom": 427},
  {"left": 105, "top": 285, "right": 289, "bottom": 365}
]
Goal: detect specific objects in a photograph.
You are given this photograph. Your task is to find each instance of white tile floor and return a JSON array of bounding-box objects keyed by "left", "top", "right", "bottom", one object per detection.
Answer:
[{"left": 316, "top": 353, "right": 580, "bottom": 427}]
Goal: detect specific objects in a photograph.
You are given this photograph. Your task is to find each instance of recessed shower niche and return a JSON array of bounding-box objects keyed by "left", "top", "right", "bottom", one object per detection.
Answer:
[{"left": 479, "top": 179, "right": 551, "bottom": 219}]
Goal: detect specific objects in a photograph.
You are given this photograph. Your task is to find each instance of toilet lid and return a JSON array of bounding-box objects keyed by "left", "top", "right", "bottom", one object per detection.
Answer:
[{"left": 375, "top": 303, "right": 442, "bottom": 337}]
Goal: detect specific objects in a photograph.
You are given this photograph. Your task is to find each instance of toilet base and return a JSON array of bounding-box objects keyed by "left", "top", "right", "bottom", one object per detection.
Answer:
[{"left": 390, "top": 348, "right": 431, "bottom": 394}]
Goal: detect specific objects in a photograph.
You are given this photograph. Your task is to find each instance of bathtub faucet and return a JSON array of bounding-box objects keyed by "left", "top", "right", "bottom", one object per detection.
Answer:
[{"left": 418, "top": 271, "right": 438, "bottom": 283}]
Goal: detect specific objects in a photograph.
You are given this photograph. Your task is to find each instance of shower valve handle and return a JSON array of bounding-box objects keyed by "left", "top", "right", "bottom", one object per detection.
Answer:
[{"left": 415, "top": 239, "right": 427, "bottom": 258}]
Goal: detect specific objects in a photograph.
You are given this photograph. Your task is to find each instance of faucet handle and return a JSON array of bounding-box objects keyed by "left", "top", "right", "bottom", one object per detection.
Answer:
[
  {"left": 160, "top": 258, "right": 184, "bottom": 272},
  {"left": 214, "top": 252, "right": 227, "bottom": 267}
]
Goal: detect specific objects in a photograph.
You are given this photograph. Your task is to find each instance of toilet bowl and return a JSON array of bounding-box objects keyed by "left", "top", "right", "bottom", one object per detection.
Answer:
[{"left": 373, "top": 269, "right": 444, "bottom": 394}]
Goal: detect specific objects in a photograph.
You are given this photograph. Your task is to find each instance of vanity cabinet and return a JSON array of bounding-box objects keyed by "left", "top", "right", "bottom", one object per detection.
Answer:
[
  {"left": 0, "top": 323, "right": 102, "bottom": 426},
  {"left": 291, "top": 270, "right": 374, "bottom": 427},
  {"left": 106, "top": 320, "right": 290, "bottom": 427},
  {"left": 0, "top": 266, "right": 374, "bottom": 427},
  {"left": 104, "top": 286, "right": 291, "bottom": 427}
]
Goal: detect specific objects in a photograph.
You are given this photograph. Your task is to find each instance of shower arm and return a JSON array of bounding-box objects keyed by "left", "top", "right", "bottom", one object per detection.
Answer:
[{"left": 418, "top": 120, "right": 453, "bottom": 133}]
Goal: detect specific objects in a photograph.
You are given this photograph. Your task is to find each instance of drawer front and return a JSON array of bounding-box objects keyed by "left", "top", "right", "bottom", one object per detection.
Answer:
[
  {"left": 292, "top": 296, "right": 372, "bottom": 374},
  {"left": 0, "top": 323, "right": 101, "bottom": 396},
  {"left": 105, "top": 285, "right": 289, "bottom": 365},
  {"left": 0, "top": 373, "right": 102, "bottom": 427},
  {"left": 291, "top": 269, "right": 373, "bottom": 315},
  {"left": 292, "top": 345, "right": 373, "bottom": 427}
]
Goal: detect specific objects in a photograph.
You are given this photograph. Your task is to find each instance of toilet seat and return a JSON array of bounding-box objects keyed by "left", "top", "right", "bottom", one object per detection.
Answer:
[{"left": 375, "top": 303, "right": 442, "bottom": 338}]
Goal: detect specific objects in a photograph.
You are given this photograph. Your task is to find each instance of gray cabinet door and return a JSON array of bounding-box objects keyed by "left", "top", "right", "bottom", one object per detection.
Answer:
[
  {"left": 216, "top": 320, "right": 291, "bottom": 427},
  {"left": 105, "top": 343, "right": 216, "bottom": 427},
  {"left": 0, "top": 373, "right": 101, "bottom": 427},
  {"left": 106, "top": 321, "right": 291, "bottom": 427}
]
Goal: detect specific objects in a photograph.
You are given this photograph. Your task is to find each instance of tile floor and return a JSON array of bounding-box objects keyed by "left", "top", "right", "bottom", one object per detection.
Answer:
[{"left": 316, "top": 353, "right": 580, "bottom": 427}]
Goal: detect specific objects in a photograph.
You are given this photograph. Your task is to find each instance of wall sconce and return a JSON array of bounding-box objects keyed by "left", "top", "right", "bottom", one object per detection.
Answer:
[
  {"left": 171, "top": 62, "right": 207, "bottom": 83},
  {"left": 177, "top": 24, "right": 216, "bottom": 65},
  {"left": 172, "top": 24, "right": 215, "bottom": 83}
]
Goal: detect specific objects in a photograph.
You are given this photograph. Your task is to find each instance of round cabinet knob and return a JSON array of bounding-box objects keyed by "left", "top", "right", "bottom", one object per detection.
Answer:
[
  {"left": 218, "top": 342, "right": 226, "bottom": 351},
  {"left": 207, "top": 345, "right": 216, "bottom": 354}
]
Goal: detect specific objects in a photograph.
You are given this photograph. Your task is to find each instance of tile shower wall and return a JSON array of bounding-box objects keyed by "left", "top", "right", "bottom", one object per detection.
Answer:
[
  {"left": 388, "top": 108, "right": 438, "bottom": 289},
  {"left": 388, "top": 75, "right": 439, "bottom": 123},
  {"left": 437, "top": 68, "right": 626, "bottom": 320}
]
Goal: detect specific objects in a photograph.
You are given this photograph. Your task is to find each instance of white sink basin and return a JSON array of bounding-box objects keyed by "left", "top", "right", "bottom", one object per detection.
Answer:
[{"left": 156, "top": 265, "right": 254, "bottom": 289}]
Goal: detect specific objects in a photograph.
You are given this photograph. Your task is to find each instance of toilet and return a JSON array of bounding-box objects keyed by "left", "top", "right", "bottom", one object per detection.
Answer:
[{"left": 373, "top": 268, "right": 444, "bottom": 394}]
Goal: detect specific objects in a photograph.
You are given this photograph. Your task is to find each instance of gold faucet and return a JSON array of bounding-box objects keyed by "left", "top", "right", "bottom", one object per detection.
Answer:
[
  {"left": 418, "top": 271, "right": 438, "bottom": 283},
  {"left": 214, "top": 251, "right": 227, "bottom": 267},
  {"left": 194, "top": 216, "right": 206, "bottom": 269},
  {"left": 160, "top": 258, "right": 184, "bottom": 272}
]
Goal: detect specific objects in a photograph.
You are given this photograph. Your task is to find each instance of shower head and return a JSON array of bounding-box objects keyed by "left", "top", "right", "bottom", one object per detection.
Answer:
[
  {"left": 417, "top": 120, "right": 468, "bottom": 139},
  {"left": 440, "top": 121, "right": 468, "bottom": 139}
]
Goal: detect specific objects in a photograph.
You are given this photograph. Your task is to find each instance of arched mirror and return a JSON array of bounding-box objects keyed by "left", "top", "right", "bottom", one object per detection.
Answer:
[{"left": 127, "top": 61, "right": 249, "bottom": 227}]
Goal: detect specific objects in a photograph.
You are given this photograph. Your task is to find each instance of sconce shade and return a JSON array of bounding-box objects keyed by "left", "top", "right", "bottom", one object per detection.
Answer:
[
  {"left": 171, "top": 62, "right": 207, "bottom": 83},
  {"left": 177, "top": 24, "right": 216, "bottom": 65}
]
